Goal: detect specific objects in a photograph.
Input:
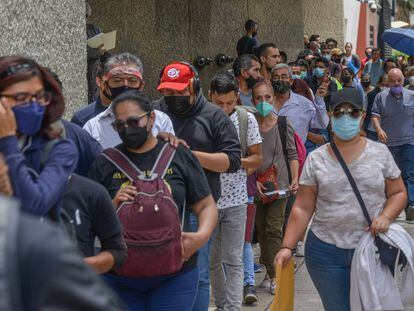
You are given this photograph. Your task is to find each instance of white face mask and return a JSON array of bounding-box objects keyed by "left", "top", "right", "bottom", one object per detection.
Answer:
[
  {"left": 379, "top": 86, "right": 389, "bottom": 92},
  {"left": 409, "top": 76, "right": 414, "bottom": 86}
]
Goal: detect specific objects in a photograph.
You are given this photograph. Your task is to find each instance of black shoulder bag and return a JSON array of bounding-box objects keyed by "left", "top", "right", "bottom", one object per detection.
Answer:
[{"left": 330, "top": 142, "right": 406, "bottom": 268}]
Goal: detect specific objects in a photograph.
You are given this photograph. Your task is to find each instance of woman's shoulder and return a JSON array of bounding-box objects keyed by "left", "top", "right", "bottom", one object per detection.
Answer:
[
  {"left": 364, "top": 139, "right": 390, "bottom": 156},
  {"left": 307, "top": 143, "right": 330, "bottom": 161},
  {"left": 173, "top": 144, "right": 197, "bottom": 162}
]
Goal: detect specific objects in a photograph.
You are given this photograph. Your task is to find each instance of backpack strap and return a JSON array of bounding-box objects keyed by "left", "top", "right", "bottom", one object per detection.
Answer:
[
  {"left": 235, "top": 106, "right": 248, "bottom": 158},
  {"left": 277, "top": 116, "right": 292, "bottom": 183},
  {"left": 102, "top": 148, "right": 144, "bottom": 181},
  {"left": 277, "top": 116, "right": 287, "bottom": 158},
  {"left": 151, "top": 143, "right": 177, "bottom": 179},
  {"left": 41, "top": 138, "right": 61, "bottom": 168},
  {"left": 40, "top": 120, "right": 68, "bottom": 168}
]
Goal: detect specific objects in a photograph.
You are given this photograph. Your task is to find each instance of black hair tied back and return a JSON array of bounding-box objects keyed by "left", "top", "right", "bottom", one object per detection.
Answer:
[{"left": 111, "top": 90, "right": 153, "bottom": 114}]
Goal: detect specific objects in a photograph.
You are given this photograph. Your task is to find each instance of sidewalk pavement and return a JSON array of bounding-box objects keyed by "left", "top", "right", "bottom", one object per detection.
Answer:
[{"left": 209, "top": 219, "right": 414, "bottom": 311}]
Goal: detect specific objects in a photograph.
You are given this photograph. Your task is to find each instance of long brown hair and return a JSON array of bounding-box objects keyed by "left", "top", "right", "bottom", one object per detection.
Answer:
[{"left": 0, "top": 55, "right": 65, "bottom": 130}]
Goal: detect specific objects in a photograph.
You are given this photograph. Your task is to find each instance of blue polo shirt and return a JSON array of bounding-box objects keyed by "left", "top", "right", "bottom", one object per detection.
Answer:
[{"left": 372, "top": 88, "right": 414, "bottom": 147}]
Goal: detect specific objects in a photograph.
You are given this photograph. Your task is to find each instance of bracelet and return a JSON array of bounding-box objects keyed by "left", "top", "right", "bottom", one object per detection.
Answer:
[{"left": 280, "top": 246, "right": 294, "bottom": 252}]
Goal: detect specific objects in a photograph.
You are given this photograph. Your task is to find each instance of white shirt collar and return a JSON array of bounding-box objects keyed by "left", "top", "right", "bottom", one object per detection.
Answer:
[{"left": 96, "top": 104, "right": 114, "bottom": 121}]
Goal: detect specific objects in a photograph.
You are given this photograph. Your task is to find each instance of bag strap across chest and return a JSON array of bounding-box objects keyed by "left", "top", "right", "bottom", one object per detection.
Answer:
[{"left": 102, "top": 144, "right": 177, "bottom": 182}]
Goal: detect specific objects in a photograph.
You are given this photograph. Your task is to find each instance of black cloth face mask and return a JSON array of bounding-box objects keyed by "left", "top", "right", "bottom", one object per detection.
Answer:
[
  {"left": 104, "top": 85, "right": 136, "bottom": 100},
  {"left": 246, "top": 76, "right": 260, "bottom": 90},
  {"left": 164, "top": 95, "right": 193, "bottom": 115},
  {"left": 119, "top": 126, "right": 149, "bottom": 149},
  {"left": 272, "top": 80, "right": 291, "bottom": 94}
]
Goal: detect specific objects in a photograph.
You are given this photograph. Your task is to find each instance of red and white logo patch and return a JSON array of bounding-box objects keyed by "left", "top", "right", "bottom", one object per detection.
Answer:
[{"left": 167, "top": 68, "right": 180, "bottom": 79}]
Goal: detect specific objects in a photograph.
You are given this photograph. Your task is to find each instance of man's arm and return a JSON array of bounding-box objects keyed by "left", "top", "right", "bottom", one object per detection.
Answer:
[
  {"left": 372, "top": 115, "right": 388, "bottom": 143},
  {"left": 307, "top": 132, "right": 327, "bottom": 145},
  {"left": 242, "top": 143, "right": 262, "bottom": 171},
  {"left": 193, "top": 110, "right": 241, "bottom": 173},
  {"left": 192, "top": 151, "right": 230, "bottom": 173},
  {"left": 310, "top": 96, "right": 330, "bottom": 129},
  {"left": 371, "top": 93, "right": 388, "bottom": 143}
]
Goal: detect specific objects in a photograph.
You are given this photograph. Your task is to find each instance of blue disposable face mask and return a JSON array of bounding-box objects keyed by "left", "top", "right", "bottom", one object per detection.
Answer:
[
  {"left": 300, "top": 71, "right": 308, "bottom": 79},
  {"left": 331, "top": 114, "right": 361, "bottom": 141},
  {"left": 313, "top": 67, "right": 325, "bottom": 79},
  {"left": 256, "top": 101, "right": 273, "bottom": 117},
  {"left": 291, "top": 74, "right": 300, "bottom": 80},
  {"left": 12, "top": 101, "right": 46, "bottom": 136}
]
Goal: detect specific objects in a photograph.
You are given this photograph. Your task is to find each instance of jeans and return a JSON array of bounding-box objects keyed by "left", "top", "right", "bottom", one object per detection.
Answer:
[
  {"left": 255, "top": 197, "right": 288, "bottom": 278},
  {"left": 243, "top": 197, "right": 255, "bottom": 287},
  {"left": 305, "top": 230, "right": 355, "bottom": 311},
  {"left": 243, "top": 242, "right": 255, "bottom": 287},
  {"left": 190, "top": 213, "right": 211, "bottom": 311},
  {"left": 210, "top": 204, "right": 246, "bottom": 310},
  {"left": 103, "top": 268, "right": 198, "bottom": 311},
  {"left": 389, "top": 144, "right": 414, "bottom": 206}
]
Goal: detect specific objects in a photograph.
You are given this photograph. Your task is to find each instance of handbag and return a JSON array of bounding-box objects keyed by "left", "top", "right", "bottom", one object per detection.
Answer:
[
  {"left": 257, "top": 140, "right": 278, "bottom": 204},
  {"left": 330, "top": 142, "right": 407, "bottom": 268}
]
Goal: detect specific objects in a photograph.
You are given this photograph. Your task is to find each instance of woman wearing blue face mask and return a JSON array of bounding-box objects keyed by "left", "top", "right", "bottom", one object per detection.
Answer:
[
  {"left": 0, "top": 56, "right": 78, "bottom": 221},
  {"left": 275, "top": 88, "right": 407, "bottom": 310},
  {"left": 251, "top": 81, "right": 299, "bottom": 294}
]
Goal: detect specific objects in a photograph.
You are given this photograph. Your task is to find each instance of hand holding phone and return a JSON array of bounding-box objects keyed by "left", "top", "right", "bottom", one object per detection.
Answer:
[{"left": 316, "top": 80, "right": 331, "bottom": 97}]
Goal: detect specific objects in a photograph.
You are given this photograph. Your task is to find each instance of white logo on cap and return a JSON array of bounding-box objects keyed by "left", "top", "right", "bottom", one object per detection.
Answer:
[{"left": 167, "top": 68, "right": 180, "bottom": 79}]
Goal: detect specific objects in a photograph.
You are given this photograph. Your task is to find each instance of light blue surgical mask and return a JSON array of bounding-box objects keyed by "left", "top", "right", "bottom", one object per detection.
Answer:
[
  {"left": 331, "top": 114, "right": 361, "bottom": 141},
  {"left": 313, "top": 67, "right": 325, "bottom": 79},
  {"left": 256, "top": 101, "right": 274, "bottom": 117},
  {"left": 291, "top": 74, "right": 300, "bottom": 80}
]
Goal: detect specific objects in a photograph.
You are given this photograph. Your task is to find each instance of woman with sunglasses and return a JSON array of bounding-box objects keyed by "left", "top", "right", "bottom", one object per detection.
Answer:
[
  {"left": 88, "top": 90, "right": 217, "bottom": 310},
  {"left": 275, "top": 88, "right": 407, "bottom": 310},
  {"left": 0, "top": 56, "right": 77, "bottom": 221}
]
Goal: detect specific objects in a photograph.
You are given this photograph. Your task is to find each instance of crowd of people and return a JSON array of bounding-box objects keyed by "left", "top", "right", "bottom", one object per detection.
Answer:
[{"left": 0, "top": 13, "right": 414, "bottom": 311}]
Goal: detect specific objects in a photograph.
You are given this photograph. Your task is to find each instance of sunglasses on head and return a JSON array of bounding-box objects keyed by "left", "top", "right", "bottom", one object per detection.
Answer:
[
  {"left": 332, "top": 107, "right": 363, "bottom": 119},
  {"left": 111, "top": 112, "right": 149, "bottom": 133}
]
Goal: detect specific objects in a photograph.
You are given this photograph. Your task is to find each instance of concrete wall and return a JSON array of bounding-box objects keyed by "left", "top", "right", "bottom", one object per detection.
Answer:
[
  {"left": 304, "top": 0, "right": 344, "bottom": 48},
  {"left": 89, "top": 0, "right": 304, "bottom": 97},
  {"left": 0, "top": 1, "right": 346, "bottom": 117},
  {"left": 0, "top": 0, "right": 87, "bottom": 117}
]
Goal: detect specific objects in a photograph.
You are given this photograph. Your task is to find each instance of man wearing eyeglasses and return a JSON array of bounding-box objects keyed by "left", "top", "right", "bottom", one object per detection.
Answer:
[
  {"left": 83, "top": 53, "right": 174, "bottom": 149},
  {"left": 271, "top": 63, "right": 330, "bottom": 143}
]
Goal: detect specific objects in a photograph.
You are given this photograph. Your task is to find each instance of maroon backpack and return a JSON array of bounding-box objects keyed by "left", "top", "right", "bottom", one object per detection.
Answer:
[{"left": 102, "top": 144, "right": 184, "bottom": 277}]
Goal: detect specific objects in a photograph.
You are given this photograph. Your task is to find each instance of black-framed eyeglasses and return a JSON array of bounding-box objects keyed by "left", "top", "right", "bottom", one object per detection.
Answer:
[
  {"left": 111, "top": 112, "right": 149, "bottom": 133},
  {"left": 0, "top": 90, "right": 52, "bottom": 107},
  {"left": 107, "top": 76, "right": 142, "bottom": 88},
  {"left": 332, "top": 107, "right": 363, "bottom": 119}
]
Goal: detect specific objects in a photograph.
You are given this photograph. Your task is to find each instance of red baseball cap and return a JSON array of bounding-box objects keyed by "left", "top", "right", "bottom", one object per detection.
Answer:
[{"left": 157, "top": 63, "right": 195, "bottom": 91}]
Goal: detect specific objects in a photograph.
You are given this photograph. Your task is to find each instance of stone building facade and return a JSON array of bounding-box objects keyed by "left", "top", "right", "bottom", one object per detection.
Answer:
[
  {"left": 0, "top": 0, "right": 343, "bottom": 116},
  {"left": 0, "top": 0, "right": 87, "bottom": 117}
]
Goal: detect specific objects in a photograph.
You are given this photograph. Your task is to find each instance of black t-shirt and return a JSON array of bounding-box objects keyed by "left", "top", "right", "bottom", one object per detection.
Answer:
[
  {"left": 236, "top": 35, "right": 258, "bottom": 56},
  {"left": 63, "top": 174, "right": 124, "bottom": 260},
  {"left": 88, "top": 141, "right": 212, "bottom": 270}
]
